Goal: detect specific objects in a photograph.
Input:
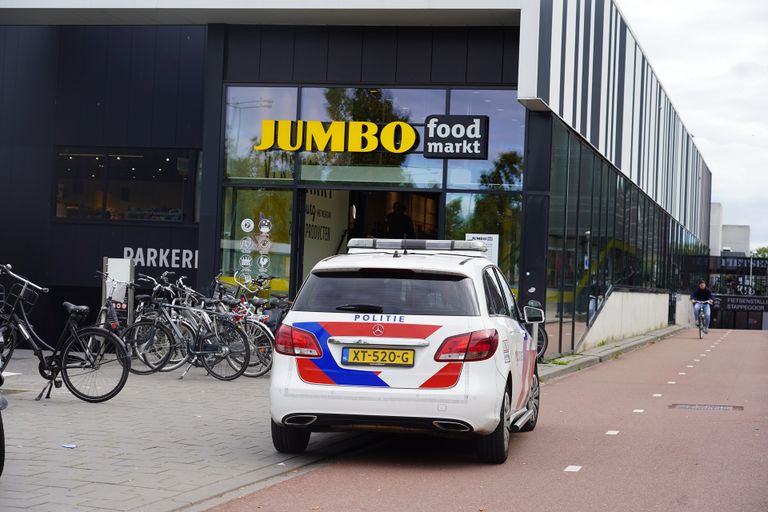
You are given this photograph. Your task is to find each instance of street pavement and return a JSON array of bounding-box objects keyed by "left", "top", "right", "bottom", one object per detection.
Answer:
[
  {"left": 1, "top": 326, "right": 766, "bottom": 511},
  {"left": 208, "top": 327, "right": 768, "bottom": 512}
]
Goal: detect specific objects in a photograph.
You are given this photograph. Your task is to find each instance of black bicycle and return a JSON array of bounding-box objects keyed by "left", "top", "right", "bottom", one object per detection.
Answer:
[{"left": 0, "top": 264, "right": 131, "bottom": 402}]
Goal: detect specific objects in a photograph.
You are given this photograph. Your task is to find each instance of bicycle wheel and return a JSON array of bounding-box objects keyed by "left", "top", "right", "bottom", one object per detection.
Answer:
[
  {"left": 160, "top": 320, "right": 195, "bottom": 372},
  {"left": 200, "top": 320, "right": 250, "bottom": 381},
  {"left": 698, "top": 311, "right": 704, "bottom": 339},
  {"left": 121, "top": 321, "right": 173, "bottom": 375},
  {"left": 60, "top": 327, "right": 130, "bottom": 403},
  {"left": 0, "top": 326, "right": 16, "bottom": 373},
  {"left": 241, "top": 320, "right": 274, "bottom": 378}
]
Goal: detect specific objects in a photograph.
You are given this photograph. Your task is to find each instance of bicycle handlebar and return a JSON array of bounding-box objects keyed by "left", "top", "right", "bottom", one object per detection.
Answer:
[{"left": 1, "top": 263, "right": 49, "bottom": 293}]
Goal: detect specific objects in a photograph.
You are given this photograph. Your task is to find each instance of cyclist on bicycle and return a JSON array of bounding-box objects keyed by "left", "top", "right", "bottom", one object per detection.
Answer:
[{"left": 690, "top": 279, "right": 713, "bottom": 333}]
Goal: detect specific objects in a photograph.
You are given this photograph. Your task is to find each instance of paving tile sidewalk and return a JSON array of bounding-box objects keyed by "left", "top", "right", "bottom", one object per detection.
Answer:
[
  {"left": 0, "top": 351, "right": 363, "bottom": 512},
  {"left": 0, "top": 324, "right": 685, "bottom": 511}
]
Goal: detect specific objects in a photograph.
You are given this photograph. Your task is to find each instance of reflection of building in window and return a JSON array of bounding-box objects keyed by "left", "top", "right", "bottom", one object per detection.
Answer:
[{"left": 55, "top": 147, "right": 197, "bottom": 222}]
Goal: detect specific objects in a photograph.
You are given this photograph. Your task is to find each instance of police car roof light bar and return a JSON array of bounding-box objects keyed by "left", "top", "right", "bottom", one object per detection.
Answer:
[{"left": 347, "top": 238, "right": 487, "bottom": 252}]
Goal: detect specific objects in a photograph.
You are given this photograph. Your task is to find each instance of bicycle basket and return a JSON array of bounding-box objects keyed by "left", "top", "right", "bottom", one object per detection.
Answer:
[{"left": 2, "top": 283, "right": 40, "bottom": 317}]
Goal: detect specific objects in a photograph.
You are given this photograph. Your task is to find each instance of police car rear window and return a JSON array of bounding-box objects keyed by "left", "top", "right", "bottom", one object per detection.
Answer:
[{"left": 293, "top": 270, "right": 480, "bottom": 316}]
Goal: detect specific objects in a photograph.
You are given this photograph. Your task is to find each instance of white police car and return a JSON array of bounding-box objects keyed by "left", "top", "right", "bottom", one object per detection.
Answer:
[{"left": 270, "top": 239, "right": 544, "bottom": 463}]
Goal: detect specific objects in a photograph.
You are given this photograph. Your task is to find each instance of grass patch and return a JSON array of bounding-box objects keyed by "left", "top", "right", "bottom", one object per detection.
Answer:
[{"left": 549, "top": 358, "right": 570, "bottom": 366}]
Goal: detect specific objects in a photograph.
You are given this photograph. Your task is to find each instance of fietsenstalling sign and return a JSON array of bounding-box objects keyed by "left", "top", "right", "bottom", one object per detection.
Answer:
[
  {"left": 252, "top": 116, "right": 490, "bottom": 160},
  {"left": 423, "top": 115, "right": 489, "bottom": 160}
]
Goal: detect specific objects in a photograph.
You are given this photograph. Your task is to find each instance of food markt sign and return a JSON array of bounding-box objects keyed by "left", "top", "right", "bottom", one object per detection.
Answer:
[{"left": 253, "top": 115, "right": 489, "bottom": 160}]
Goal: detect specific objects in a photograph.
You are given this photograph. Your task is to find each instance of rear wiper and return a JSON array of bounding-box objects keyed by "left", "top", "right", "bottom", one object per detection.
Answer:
[{"left": 335, "top": 304, "right": 384, "bottom": 313}]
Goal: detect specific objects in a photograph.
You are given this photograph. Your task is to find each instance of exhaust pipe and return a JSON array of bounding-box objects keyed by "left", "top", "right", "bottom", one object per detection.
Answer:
[
  {"left": 283, "top": 415, "right": 318, "bottom": 426},
  {"left": 511, "top": 410, "right": 534, "bottom": 432},
  {"left": 433, "top": 420, "right": 471, "bottom": 433}
]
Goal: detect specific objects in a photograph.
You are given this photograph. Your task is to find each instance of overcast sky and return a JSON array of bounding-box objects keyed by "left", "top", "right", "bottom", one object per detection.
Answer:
[{"left": 614, "top": 0, "right": 768, "bottom": 250}]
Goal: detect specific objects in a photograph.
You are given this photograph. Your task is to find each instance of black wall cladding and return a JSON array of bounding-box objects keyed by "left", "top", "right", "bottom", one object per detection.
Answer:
[
  {"left": 225, "top": 25, "right": 520, "bottom": 86},
  {"left": 55, "top": 25, "right": 206, "bottom": 149}
]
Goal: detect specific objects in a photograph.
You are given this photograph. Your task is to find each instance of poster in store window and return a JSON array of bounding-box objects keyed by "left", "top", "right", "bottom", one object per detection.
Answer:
[
  {"left": 465, "top": 233, "right": 499, "bottom": 265},
  {"left": 302, "top": 190, "right": 350, "bottom": 280}
]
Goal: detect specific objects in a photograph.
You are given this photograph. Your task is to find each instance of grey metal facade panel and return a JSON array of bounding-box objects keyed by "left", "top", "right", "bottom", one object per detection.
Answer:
[
  {"left": 535, "top": 0, "right": 710, "bottom": 242},
  {"left": 327, "top": 28, "right": 363, "bottom": 83},
  {"left": 431, "top": 27, "right": 467, "bottom": 84},
  {"left": 224, "top": 25, "right": 520, "bottom": 86},
  {"left": 293, "top": 26, "right": 329, "bottom": 83},
  {"left": 466, "top": 27, "right": 504, "bottom": 84},
  {"left": 225, "top": 25, "right": 261, "bottom": 81},
  {"left": 361, "top": 28, "right": 398, "bottom": 83}
]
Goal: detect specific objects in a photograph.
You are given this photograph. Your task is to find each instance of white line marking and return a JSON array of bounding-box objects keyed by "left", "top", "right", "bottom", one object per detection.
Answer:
[
  {"left": 653, "top": 394, "right": 663, "bottom": 397},
  {"left": 606, "top": 430, "right": 620, "bottom": 435},
  {"left": 694, "top": 359, "right": 701, "bottom": 362},
  {"left": 687, "top": 365, "right": 694, "bottom": 368},
  {"left": 564, "top": 466, "right": 582, "bottom": 472},
  {"left": 705, "top": 350, "right": 711, "bottom": 352},
  {"left": 678, "top": 372, "right": 687, "bottom": 375},
  {"left": 667, "top": 381, "right": 676, "bottom": 384},
  {"left": 633, "top": 409, "right": 645, "bottom": 413}
]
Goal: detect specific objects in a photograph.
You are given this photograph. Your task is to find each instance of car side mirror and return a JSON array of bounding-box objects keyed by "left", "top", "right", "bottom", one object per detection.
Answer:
[{"left": 523, "top": 306, "right": 545, "bottom": 324}]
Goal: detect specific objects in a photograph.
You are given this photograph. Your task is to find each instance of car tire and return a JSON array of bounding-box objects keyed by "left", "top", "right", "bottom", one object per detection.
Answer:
[
  {"left": 475, "top": 385, "right": 511, "bottom": 464},
  {"left": 271, "top": 420, "right": 311, "bottom": 454},
  {"left": 519, "top": 367, "right": 540, "bottom": 432}
]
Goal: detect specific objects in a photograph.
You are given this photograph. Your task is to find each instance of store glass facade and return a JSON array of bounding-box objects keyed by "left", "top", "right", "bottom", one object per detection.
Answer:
[
  {"left": 546, "top": 119, "right": 708, "bottom": 353},
  {"left": 220, "top": 86, "right": 526, "bottom": 295}
]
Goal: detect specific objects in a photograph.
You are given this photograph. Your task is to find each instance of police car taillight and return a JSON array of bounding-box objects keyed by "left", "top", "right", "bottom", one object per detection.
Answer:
[
  {"left": 434, "top": 329, "right": 498, "bottom": 362},
  {"left": 275, "top": 325, "right": 322, "bottom": 358}
]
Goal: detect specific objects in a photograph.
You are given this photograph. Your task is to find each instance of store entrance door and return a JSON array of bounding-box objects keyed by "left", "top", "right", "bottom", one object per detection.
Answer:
[{"left": 301, "top": 190, "right": 440, "bottom": 280}]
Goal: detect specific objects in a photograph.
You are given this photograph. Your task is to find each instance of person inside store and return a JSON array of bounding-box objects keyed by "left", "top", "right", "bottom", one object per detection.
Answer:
[
  {"left": 690, "top": 279, "right": 713, "bottom": 332},
  {"left": 385, "top": 202, "right": 415, "bottom": 239}
]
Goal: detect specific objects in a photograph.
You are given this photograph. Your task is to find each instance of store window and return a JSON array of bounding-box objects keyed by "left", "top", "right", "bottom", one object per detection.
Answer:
[
  {"left": 445, "top": 192, "right": 521, "bottom": 289},
  {"left": 55, "top": 148, "right": 196, "bottom": 222},
  {"left": 299, "top": 87, "right": 445, "bottom": 188},
  {"left": 220, "top": 187, "right": 293, "bottom": 296},
  {"left": 225, "top": 86, "right": 298, "bottom": 181},
  {"left": 447, "top": 90, "right": 525, "bottom": 191}
]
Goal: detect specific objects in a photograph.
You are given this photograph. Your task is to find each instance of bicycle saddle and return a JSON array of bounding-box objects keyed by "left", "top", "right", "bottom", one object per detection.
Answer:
[
  {"left": 135, "top": 295, "right": 154, "bottom": 303},
  {"left": 62, "top": 302, "right": 89, "bottom": 315},
  {"left": 250, "top": 298, "right": 269, "bottom": 307}
]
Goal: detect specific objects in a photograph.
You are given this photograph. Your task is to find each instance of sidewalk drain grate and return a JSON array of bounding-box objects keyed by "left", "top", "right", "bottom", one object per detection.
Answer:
[{"left": 669, "top": 404, "right": 743, "bottom": 411}]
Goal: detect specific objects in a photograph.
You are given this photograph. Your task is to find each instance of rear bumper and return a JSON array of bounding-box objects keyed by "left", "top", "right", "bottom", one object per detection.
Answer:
[
  {"left": 270, "top": 357, "right": 505, "bottom": 435},
  {"left": 280, "top": 413, "right": 474, "bottom": 434}
]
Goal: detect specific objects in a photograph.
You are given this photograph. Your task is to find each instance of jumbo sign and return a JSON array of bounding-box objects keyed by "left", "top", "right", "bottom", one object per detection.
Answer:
[
  {"left": 253, "top": 115, "right": 489, "bottom": 159},
  {"left": 254, "top": 120, "right": 417, "bottom": 154}
]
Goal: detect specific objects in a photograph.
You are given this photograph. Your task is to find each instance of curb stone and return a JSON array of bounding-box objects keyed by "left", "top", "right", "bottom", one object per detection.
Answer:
[{"left": 538, "top": 325, "right": 687, "bottom": 382}]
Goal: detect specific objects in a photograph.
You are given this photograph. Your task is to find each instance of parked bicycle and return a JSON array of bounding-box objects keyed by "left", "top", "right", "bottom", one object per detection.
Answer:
[
  {"left": 0, "top": 264, "right": 130, "bottom": 402},
  {"left": 96, "top": 271, "right": 171, "bottom": 375}
]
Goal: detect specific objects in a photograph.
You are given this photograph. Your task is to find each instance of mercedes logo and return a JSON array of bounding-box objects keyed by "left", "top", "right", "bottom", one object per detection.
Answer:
[{"left": 372, "top": 324, "right": 385, "bottom": 337}]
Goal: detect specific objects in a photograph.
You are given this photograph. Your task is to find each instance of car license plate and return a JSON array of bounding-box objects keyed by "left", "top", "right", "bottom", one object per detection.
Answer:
[{"left": 341, "top": 347, "right": 415, "bottom": 367}]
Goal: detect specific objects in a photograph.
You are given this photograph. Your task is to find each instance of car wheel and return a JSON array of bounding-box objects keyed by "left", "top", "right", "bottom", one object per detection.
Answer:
[
  {"left": 476, "top": 385, "right": 512, "bottom": 464},
  {"left": 519, "top": 367, "right": 540, "bottom": 432},
  {"left": 271, "top": 419, "right": 311, "bottom": 454}
]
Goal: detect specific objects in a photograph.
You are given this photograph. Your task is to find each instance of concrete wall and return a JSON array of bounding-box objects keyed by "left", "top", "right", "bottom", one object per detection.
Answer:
[
  {"left": 579, "top": 290, "right": 670, "bottom": 351},
  {"left": 722, "top": 225, "right": 751, "bottom": 255},
  {"left": 675, "top": 293, "right": 694, "bottom": 328}
]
